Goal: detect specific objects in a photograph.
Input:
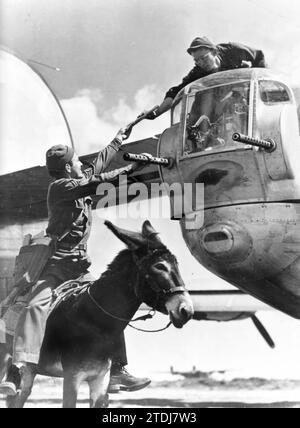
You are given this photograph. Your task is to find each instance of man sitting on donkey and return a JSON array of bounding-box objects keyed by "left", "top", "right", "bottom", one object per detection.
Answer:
[{"left": 0, "top": 127, "right": 151, "bottom": 396}]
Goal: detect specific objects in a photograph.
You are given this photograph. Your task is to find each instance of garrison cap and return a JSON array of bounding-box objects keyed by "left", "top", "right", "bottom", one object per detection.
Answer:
[
  {"left": 187, "top": 37, "right": 217, "bottom": 55},
  {"left": 46, "top": 144, "right": 75, "bottom": 172}
]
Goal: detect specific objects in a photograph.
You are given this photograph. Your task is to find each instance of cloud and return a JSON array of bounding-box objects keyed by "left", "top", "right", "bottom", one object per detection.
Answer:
[{"left": 61, "top": 85, "right": 169, "bottom": 155}]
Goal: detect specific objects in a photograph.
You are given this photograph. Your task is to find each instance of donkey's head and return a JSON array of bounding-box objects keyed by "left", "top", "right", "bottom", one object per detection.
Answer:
[{"left": 105, "top": 220, "right": 194, "bottom": 328}]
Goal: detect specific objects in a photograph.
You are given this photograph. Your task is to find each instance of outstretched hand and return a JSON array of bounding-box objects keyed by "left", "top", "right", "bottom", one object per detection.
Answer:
[
  {"left": 241, "top": 60, "right": 252, "bottom": 68},
  {"left": 115, "top": 127, "right": 132, "bottom": 142},
  {"left": 138, "top": 107, "right": 160, "bottom": 121}
]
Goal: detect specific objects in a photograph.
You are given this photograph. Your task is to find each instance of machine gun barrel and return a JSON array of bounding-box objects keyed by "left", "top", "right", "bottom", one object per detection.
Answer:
[
  {"left": 232, "top": 133, "right": 277, "bottom": 152},
  {"left": 123, "top": 152, "right": 172, "bottom": 167}
]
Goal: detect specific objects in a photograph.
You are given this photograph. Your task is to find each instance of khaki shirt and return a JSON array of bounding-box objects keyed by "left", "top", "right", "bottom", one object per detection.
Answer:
[{"left": 46, "top": 138, "right": 132, "bottom": 261}]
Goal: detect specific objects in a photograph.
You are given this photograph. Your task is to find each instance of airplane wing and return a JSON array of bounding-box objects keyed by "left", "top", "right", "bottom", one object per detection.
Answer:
[
  {"left": 188, "top": 289, "right": 275, "bottom": 349},
  {"left": 140, "top": 288, "right": 275, "bottom": 348},
  {"left": 188, "top": 289, "right": 271, "bottom": 320}
]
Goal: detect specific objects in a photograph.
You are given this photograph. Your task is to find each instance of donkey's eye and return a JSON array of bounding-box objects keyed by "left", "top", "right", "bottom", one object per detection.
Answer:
[{"left": 154, "top": 262, "right": 170, "bottom": 273}]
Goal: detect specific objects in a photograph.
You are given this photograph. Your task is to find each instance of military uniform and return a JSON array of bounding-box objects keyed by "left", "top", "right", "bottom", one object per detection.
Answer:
[
  {"left": 13, "top": 137, "right": 133, "bottom": 365},
  {"left": 165, "top": 41, "right": 266, "bottom": 101}
]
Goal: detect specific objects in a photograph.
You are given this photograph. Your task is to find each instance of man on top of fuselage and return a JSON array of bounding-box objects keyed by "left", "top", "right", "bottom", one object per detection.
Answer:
[{"left": 145, "top": 36, "right": 266, "bottom": 120}]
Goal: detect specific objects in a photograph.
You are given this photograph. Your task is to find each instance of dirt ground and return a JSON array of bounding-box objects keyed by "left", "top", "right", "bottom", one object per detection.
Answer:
[{"left": 1, "top": 375, "right": 300, "bottom": 408}]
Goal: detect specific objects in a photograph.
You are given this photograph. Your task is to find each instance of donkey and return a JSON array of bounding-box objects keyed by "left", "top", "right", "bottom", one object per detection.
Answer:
[{"left": 0, "top": 220, "right": 194, "bottom": 408}]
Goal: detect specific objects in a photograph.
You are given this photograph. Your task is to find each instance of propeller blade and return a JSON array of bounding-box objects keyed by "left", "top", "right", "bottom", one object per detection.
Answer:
[{"left": 251, "top": 315, "right": 275, "bottom": 349}]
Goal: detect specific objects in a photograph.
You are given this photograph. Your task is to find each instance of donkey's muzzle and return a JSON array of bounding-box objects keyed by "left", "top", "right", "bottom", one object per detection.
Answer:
[
  {"left": 179, "top": 304, "right": 193, "bottom": 324},
  {"left": 166, "top": 294, "right": 194, "bottom": 329}
]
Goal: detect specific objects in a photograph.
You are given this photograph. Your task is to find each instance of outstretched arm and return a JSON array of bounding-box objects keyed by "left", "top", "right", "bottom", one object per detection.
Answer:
[
  {"left": 91, "top": 127, "right": 133, "bottom": 175},
  {"left": 146, "top": 97, "right": 173, "bottom": 119},
  {"left": 57, "top": 162, "right": 146, "bottom": 201},
  {"left": 146, "top": 67, "right": 204, "bottom": 120}
]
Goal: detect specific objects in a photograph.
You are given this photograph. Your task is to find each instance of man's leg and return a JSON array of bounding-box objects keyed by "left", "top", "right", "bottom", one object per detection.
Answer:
[
  {"left": 111, "top": 332, "right": 128, "bottom": 367},
  {"left": 77, "top": 272, "right": 150, "bottom": 393},
  {"left": 109, "top": 332, "right": 151, "bottom": 393},
  {"left": 13, "top": 276, "right": 58, "bottom": 365},
  {"left": 0, "top": 275, "right": 58, "bottom": 395}
]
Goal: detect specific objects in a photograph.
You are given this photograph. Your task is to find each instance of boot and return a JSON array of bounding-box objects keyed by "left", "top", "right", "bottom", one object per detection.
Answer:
[
  {"left": 108, "top": 366, "right": 151, "bottom": 393},
  {"left": 0, "top": 365, "right": 21, "bottom": 396}
]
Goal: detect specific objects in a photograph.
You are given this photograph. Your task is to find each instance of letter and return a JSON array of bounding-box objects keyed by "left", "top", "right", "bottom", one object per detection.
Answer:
[
  {"left": 130, "top": 415, "right": 136, "bottom": 426},
  {"left": 117, "top": 175, "right": 129, "bottom": 219},
  {"left": 118, "top": 174, "right": 128, "bottom": 205},
  {"left": 127, "top": 183, "right": 149, "bottom": 219},
  {"left": 96, "top": 182, "right": 116, "bottom": 211},
  {"left": 184, "top": 182, "right": 204, "bottom": 230},
  {"left": 95, "top": 182, "right": 118, "bottom": 220},
  {"left": 179, "top": 414, "right": 191, "bottom": 423},
  {"left": 102, "top": 415, "right": 109, "bottom": 423},
  {"left": 184, "top": 182, "right": 204, "bottom": 214},
  {"left": 150, "top": 183, "right": 167, "bottom": 219},
  {"left": 151, "top": 182, "right": 183, "bottom": 219},
  {"left": 161, "top": 413, "right": 169, "bottom": 423}
]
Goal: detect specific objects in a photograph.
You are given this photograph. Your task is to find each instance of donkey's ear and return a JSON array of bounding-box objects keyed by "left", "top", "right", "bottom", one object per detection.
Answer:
[
  {"left": 105, "top": 220, "right": 146, "bottom": 250},
  {"left": 142, "top": 220, "right": 162, "bottom": 243}
]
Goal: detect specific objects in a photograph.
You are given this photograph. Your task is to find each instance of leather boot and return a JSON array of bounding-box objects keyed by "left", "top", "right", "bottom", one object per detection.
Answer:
[{"left": 108, "top": 366, "right": 151, "bottom": 393}]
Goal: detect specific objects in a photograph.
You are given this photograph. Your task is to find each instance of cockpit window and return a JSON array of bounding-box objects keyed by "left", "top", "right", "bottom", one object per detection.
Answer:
[
  {"left": 259, "top": 81, "right": 290, "bottom": 104},
  {"left": 171, "top": 98, "right": 182, "bottom": 125},
  {"left": 184, "top": 82, "right": 250, "bottom": 155}
]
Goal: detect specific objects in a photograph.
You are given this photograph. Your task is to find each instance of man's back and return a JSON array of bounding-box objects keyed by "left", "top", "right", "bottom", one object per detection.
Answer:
[
  {"left": 165, "top": 41, "right": 266, "bottom": 100},
  {"left": 146, "top": 37, "right": 267, "bottom": 119}
]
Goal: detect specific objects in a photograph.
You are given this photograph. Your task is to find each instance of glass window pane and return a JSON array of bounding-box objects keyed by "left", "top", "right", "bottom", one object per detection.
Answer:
[
  {"left": 184, "top": 82, "right": 250, "bottom": 155},
  {"left": 172, "top": 98, "right": 182, "bottom": 125},
  {"left": 259, "top": 81, "right": 290, "bottom": 104}
]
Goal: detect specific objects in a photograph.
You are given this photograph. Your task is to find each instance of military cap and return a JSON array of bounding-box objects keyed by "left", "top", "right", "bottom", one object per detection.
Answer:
[
  {"left": 46, "top": 144, "right": 75, "bottom": 172},
  {"left": 187, "top": 37, "right": 217, "bottom": 54}
]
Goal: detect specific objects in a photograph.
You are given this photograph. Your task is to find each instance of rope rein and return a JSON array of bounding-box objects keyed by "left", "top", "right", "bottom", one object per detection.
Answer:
[
  {"left": 128, "top": 321, "right": 172, "bottom": 333},
  {"left": 87, "top": 285, "right": 172, "bottom": 333}
]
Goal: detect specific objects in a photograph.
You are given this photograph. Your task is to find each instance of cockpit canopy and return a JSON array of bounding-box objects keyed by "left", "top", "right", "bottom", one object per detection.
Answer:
[{"left": 170, "top": 68, "right": 295, "bottom": 156}]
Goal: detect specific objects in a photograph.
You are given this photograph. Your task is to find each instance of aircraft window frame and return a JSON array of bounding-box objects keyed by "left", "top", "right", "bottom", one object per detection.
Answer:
[
  {"left": 171, "top": 97, "right": 183, "bottom": 125},
  {"left": 182, "top": 80, "right": 251, "bottom": 157},
  {"left": 259, "top": 80, "right": 291, "bottom": 105}
]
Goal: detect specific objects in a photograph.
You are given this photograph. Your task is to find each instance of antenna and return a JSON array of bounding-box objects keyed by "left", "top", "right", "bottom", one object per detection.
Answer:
[{"left": 28, "top": 59, "right": 61, "bottom": 72}]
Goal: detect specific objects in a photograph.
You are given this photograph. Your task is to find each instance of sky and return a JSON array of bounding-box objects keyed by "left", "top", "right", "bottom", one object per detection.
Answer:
[
  {"left": 2, "top": 0, "right": 300, "bottom": 379},
  {"left": 1, "top": 0, "right": 300, "bottom": 154}
]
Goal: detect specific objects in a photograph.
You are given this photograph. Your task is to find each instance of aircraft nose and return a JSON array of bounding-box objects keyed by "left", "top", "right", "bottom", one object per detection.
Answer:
[{"left": 200, "top": 222, "right": 253, "bottom": 263}]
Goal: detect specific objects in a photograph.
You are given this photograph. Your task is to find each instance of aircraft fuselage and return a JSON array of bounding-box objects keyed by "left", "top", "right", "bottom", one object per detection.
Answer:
[{"left": 158, "top": 68, "right": 300, "bottom": 318}]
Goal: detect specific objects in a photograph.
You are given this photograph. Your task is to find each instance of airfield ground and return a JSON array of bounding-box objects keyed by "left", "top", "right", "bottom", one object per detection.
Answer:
[{"left": 1, "top": 372, "right": 300, "bottom": 408}]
